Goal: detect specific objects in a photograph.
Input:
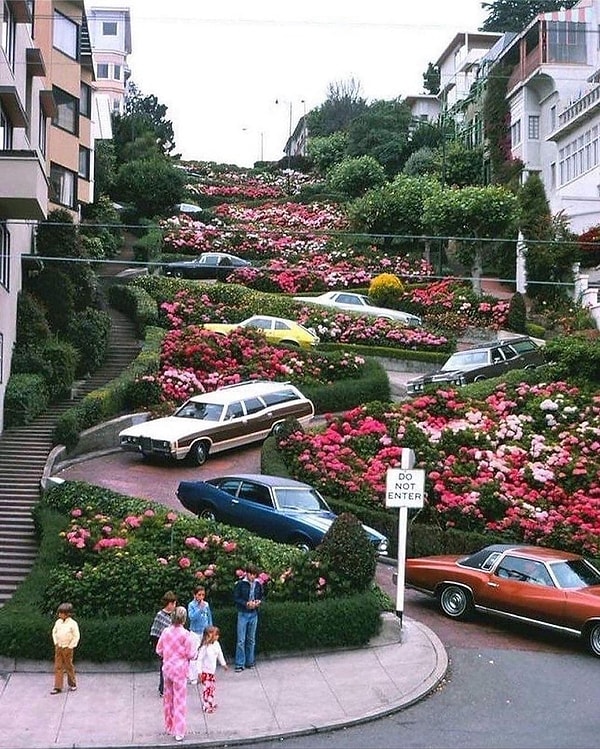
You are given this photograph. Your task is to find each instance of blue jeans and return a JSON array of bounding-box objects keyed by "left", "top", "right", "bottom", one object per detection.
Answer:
[{"left": 235, "top": 611, "right": 258, "bottom": 668}]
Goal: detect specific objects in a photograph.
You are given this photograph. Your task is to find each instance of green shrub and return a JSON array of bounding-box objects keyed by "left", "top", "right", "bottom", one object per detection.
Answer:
[
  {"left": 41, "top": 339, "right": 79, "bottom": 400},
  {"left": 66, "top": 308, "right": 111, "bottom": 376},
  {"left": 326, "top": 155, "right": 386, "bottom": 198},
  {"left": 506, "top": 292, "right": 527, "bottom": 334},
  {"left": 4, "top": 373, "right": 49, "bottom": 427},
  {"left": 108, "top": 282, "right": 159, "bottom": 334},
  {"left": 132, "top": 227, "right": 164, "bottom": 263},
  {"left": 16, "top": 291, "right": 51, "bottom": 348},
  {"left": 26, "top": 266, "right": 75, "bottom": 333},
  {"left": 526, "top": 322, "right": 546, "bottom": 339},
  {"left": 316, "top": 512, "right": 377, "bottom": 594},
  {"left": 545, "top": 335, "right": 600, "bottom": 385},
  {"left": 53, "top": 409, "right": 80, "bottom": 450}
]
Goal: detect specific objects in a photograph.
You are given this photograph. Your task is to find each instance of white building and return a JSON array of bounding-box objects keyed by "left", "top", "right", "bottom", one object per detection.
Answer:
[{"left": 87, "top": 6, "right": 131, "bottom": 118}]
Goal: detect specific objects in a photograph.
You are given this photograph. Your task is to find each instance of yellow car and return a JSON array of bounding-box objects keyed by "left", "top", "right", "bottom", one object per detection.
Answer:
[{"left": 203, "top": 315, "right": 320, "bottom": 349}]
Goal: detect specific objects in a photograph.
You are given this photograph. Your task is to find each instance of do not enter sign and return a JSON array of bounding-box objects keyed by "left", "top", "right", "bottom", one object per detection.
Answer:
[{"left": 385, "top": 468, "right": 426, "bottom": 508}]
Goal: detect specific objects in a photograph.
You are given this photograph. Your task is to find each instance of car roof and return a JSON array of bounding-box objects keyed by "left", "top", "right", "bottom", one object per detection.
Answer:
[
  {"left": 210, "top": 473, "right": 312, "bottom": 489},
  {"left": 453, "top": 337, "right": 535, "bottom": 354},
  {"left": 246, "top": 315, "right": 298, "bottom": 324},
  {"left": 188, "top": 380, "right": 301, "bottom": 403},
  {"left": 469, "top": 544, "right": 582, "bottom": 563}
]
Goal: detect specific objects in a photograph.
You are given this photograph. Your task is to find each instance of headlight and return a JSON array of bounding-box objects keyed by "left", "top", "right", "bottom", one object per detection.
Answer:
[{"left": 120, "top": 435, "right": 139, "bottom": 445}]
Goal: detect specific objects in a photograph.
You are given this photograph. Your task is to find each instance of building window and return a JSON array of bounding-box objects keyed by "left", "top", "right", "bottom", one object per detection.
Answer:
[
  {"left": 80, "top": 82, "right": 92, "bottom": 118},
  {"left": 52, "top": 87, "right": 78, "bottom": 135},
  {"left": 49, "top": 163, "right": 77, "bottom": 209},
  {"left": 97, "top": 63, "right": 109, "bottom": 79},
  {"left": 510, "top": 119, "right": 521, "bottom": 148},
  {"left": 53, "top": 9, "right": 78, "bottom": 59},
  {"left": 38, "top": 109, "right": 46, "bottom": 156},
  {"left": 550, "top": 105, "right": 556, "bottom": 131},
  {"left": 1, "top": 1, "right": 16, "bottom": 70},
  {"left": 0, "top": 222, "right": 9, "bottom": 292},
  {"left": 113, "top": 64, "right": 121, "bottom": 81},
  {"left": 547, "top": 21, "right": 586, "bottom": 63},
  {"left": 78, "top": 145, "right": 90, "bottom": 180},
  {"left": 550, "top": 162, "right": 556, "bottom": 189},
  {"left": 0, "top": 104, "right": 13, "bottom": 150},
  {"left": 528, "top": 115, "right": 540, "bottom": 140},
  {"left": 102, "top": 21, "right": 117, "bottom": 35}
]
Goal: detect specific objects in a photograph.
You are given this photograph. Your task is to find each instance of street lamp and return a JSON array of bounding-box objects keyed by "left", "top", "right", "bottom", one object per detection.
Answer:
[{"left": 276, "top": 98, "right": 305, "bottom": 192}]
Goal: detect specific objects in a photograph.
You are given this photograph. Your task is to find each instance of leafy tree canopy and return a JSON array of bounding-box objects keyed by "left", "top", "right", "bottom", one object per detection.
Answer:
[
  {"left": 111, "top": 81, "right": 177, "bottom": 163},
  {"left": 422, "top": 62, "right": 440, "bottom": 95},
  {"left": 346, "top": 98, "right": 412, "bottom": 177},
  {"left": 306, "top": 78, "right": 367, "bottom": 137},
  {"left": 480, "top": 0, "right": 578, "bottom": 33}
]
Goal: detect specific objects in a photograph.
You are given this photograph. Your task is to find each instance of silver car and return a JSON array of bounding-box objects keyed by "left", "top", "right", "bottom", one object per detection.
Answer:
[{"left": 294, "top": 291, "right": 422, "bottom": 326}]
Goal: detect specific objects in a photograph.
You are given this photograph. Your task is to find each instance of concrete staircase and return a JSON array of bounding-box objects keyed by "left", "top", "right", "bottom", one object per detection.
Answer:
[{"left": 0, "top": 305, "right": 141, "bottom": 607}]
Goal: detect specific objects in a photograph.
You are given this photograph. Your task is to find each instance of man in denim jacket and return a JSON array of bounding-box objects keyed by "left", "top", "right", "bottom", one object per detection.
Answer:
[{"left": 233, "top": 564, "right": 264, "bottom": 672}]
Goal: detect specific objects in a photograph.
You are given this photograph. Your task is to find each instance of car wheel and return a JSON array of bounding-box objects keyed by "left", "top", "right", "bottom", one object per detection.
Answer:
[
  {"left": 289, "top": 536, "right": 313, "bottom": 553},
  {"left": 438, "top": 585, "right": 473, "bottom": 619},
  {"left": 199, "top": 507, "right": 217, "bottom": 523},
  {"left": 585, "top": 622, "right": 600, "bottom": 656},
  {"left": 189, "top": 442, "right": 209, "bottom": 466},
  {"left": 281, "top": 340, "right": 300, "bottom": 347},
  {"left": 271, "top": 421, "right": 286, "bottom": 438},
  {"left": 473, "top": 375, "right": 487, "bottom": 382}
]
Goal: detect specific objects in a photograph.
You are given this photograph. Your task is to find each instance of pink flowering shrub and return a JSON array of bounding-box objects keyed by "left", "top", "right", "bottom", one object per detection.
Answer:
[{"left": 278, "top": 382, "right": 600, "bottom": 555}]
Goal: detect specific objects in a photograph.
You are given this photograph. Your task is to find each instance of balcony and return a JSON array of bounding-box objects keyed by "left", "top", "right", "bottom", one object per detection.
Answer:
[
  {"left": 554, "top": 84, "right": 600, "bottom": 137},
  {"left": 0, "top": 150, "right": 48, "bottom": 220}
]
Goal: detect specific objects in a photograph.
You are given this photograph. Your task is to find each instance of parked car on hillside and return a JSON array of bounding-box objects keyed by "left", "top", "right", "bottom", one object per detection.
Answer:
[
  {"left": 177, "top": 473, "right": 389, "bottom": 555},
  {"left": 204, "top": 315, "right": 320, "bottom": 349},
  {"left": 294, "top": 290, "right": 422, "bottom": 326},
  {"left": 405, "top": 543, "right": 600, "bottom": 655},
  {"left": 162, "top": 251, "right": 251, "bottom": 280},
  {"left": 405, "top": 336, "right": 545, "bottom": 394},
  {"left": 118, "top": 380, "right": 314, "bottom": 465}
]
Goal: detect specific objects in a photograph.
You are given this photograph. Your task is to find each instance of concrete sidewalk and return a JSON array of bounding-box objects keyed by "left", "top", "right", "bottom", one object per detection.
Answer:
[{"left": 0, "top": 613, "right": 447, "bottom": 748}]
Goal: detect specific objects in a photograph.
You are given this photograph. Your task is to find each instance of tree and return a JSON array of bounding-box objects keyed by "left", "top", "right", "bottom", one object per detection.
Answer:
[
  {"left": 114, "top": 157, "right": 186, "bottom": 218},
  {"left": 423, "top": 184, "right": 518, "bottom": 294},
  {"left": 443, "top": 143, "right": 485, "bottom": 188},
  {"left": 326, "top": 155, "right": 387, "bottom": 198},
  {"left": 92, "top": 140, "right": 117, "bottom": 199},
  {"left": 347, "top": 175, "right": 440, "bottom": 251},
  {"left": 307, "top": 132, "right": 349, "bottom": 175},
  {"left": 518, "top": 173, "right": 578, "bottom": 299},
  {"left": 306, "top": 78, "right": 367, "bottom": 137},
  {"left": 422, "top": 62, "right": 440, "bottom": 95},
  {"left": 346, "top": 99, "right": 412, "bottom": 177},
  {"left": 483, "top": 63, "right": 523, "bottom": 187},
  {"left": 111, "top": 81, "right": 177, "bottom": 164},
  {"left": 481, "top": 0, "right": 578, "bottom": 32}
]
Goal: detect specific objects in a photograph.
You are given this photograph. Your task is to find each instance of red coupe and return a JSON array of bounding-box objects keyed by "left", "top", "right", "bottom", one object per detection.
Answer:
[{"left": 405, "top": 544, "right": 600, "bottom": 655}]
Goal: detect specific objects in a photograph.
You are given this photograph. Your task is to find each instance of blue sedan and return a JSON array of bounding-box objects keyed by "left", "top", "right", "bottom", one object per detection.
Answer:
[{"left": 177, "top": 473, "right": 388, "bottom": 555}]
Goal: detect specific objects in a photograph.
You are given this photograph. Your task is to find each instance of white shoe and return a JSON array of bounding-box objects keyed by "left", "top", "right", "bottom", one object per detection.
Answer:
[
  {"left": 189, "top": 679, "right": 197, "bottom": 685},
  {"left": 175, "top": 736, "right": 184, "bottom": 742}
]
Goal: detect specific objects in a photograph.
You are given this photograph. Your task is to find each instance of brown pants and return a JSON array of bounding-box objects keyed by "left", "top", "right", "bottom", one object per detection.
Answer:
[{"left": 54, "top": 646, "right": 76, "bottom": 690}]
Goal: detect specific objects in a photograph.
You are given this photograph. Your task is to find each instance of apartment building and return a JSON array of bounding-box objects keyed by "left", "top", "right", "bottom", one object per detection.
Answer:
[
  {"left": 0, "top": 0, "right": 95, "bottom": 434},
  {"left": 488, "top": 0, "right": 600, "bottom": 233},
  {"left": 87, "top": 5, "right": 130, "bottom": 117}
]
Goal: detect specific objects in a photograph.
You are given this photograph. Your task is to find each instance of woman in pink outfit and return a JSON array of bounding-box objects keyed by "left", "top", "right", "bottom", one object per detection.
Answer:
[{"left": 156, "top": 606, "right": 197, "bottom": 742}]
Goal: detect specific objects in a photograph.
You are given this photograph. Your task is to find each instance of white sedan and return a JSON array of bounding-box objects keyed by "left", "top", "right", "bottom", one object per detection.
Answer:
[{"left": 294, "top": 291, "right": 422, "bottom": 326}]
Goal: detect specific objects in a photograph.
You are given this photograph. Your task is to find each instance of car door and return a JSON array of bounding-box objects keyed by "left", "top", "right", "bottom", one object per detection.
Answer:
[
  {"left": 196, "top": 254, "right": 218, "bottom": 279},
  {"left": 242, "top": 316, "right": 276, "bottom": 343},
  {"left": 479, "top": 554, "right": 567, "bottom": 625},
  {"left": 232, "top": 480, "right": 287, "bottom": 540}
]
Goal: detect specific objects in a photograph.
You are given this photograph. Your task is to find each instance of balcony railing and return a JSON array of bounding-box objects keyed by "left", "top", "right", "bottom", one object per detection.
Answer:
[{"left": 558, "top": 84, "right": 600, "bottom": 128}]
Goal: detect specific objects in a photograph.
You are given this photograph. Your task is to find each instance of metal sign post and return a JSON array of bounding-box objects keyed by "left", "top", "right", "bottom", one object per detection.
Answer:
[{"left": 385, "top": 449, "right": 426, "bottom": 632}]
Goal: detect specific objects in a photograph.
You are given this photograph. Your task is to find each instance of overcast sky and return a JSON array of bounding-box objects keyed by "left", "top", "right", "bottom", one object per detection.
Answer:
[{"left": 89, "top": 1, "right": 487, "bottom": 167}]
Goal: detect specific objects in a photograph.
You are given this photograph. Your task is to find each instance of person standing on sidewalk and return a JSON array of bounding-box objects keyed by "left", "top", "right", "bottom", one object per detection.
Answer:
[
  {"left": 197, "top": 625, "right": 228, "bottom": 712},
  {"left": 150, "top": 591, "right": 177, "bottom": 697},
  {"left": 50, "top": 602, "right": 80, "bottom": 694},
  {"left": 156, "top": 605, "right": 197, "bottom": 742},
  {"left": 187, "top": 585, "right": 213, "bottom": 685},
  {"left": 233, "top": 564, "right": 264, "bottom": 672}
]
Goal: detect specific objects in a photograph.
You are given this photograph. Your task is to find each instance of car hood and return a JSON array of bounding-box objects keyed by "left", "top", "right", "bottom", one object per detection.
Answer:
[
  {"left": 279, "top": 510, "right": 386, "bottom": 543},
  {"left": 408, "top": 369, "right": 464, "bottom": 386},
  {"left": 120, "top": 416, "right": 217, "bottom": 440}
]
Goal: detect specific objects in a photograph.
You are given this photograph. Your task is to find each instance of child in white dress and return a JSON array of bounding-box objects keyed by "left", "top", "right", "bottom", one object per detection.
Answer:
[{"left": 197, "top": 626, "right": 228, "bottom": 712}]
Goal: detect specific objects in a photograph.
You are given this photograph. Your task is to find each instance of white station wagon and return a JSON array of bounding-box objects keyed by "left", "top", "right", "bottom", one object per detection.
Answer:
[{"left": 119, "top": 380, "right": 314, "bottom": 466}]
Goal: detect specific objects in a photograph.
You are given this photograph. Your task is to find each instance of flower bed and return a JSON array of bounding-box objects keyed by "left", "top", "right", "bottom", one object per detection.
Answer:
[{"left": 277, "top": 381, "right": 600, "bottom": 555}]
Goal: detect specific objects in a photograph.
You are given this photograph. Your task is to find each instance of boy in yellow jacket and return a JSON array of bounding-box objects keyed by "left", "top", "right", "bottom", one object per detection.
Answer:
[{"left": 50, "top": 602, "right": 80, "bottom": 694}]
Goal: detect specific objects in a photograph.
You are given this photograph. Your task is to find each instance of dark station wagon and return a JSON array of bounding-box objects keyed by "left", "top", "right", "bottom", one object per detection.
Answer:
[
  {"left": 118, "top": 381, "right": 314, "bottom": 465},
  {"left": 406, "top": 336, "right": 545, "bottom": 395}
]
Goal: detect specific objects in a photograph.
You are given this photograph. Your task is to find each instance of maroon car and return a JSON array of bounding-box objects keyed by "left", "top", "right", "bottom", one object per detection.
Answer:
[{"left": 405, "top": 544, "right": 600, "bottom": 656}]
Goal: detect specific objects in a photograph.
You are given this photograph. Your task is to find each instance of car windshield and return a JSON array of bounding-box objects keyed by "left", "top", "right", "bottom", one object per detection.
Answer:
[
  {"left": 442, "top": 350, "right": 489, "bottom": 370},
  {"left": 550, "top": 559, "right": 600, "bottom": 588},
  {"left": 174, "top": 401, "right": 224, "bottom": 421},
  {"left": 274, "top": 487, "right": 329, "bottom": 511}
]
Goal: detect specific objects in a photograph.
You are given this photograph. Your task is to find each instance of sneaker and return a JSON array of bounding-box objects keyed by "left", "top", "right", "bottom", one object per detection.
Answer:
[
  {"left": 50, "top": 688, "right": 62, "bottom": 695},
  {"left": 69, "top": 686, "right": 77, "bottom": 692},
  {"left": 234, "top": 666, "right": 244, "bottom": 673},
  {"left": 175, "top": 735, "right": 184, "bottom": 741},
  {"left": 246, "top": 664, "right": 255, "bottom": 669},
  {"left": 189, "top": 679, "right": 197, "bottom": 685}
]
